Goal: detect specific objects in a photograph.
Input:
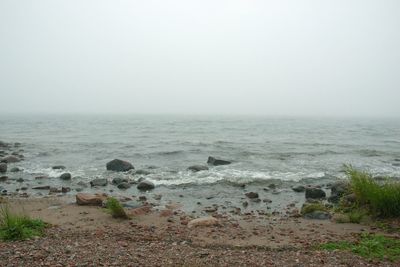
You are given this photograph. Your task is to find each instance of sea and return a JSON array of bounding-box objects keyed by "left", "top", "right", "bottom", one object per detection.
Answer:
[{"left": 1, "top": 114, "right": 399, "bottom": 211}]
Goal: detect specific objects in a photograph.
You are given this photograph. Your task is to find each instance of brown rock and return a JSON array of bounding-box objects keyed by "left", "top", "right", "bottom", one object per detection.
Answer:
[
  {"left": 188, "top": 217, "right": 218, "bottom": 228},
  {"left": 76, "top": 193, "right": 107, "bottom": 206}
]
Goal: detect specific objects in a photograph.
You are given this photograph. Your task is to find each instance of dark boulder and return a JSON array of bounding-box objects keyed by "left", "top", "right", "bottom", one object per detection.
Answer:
[
  {"left": 0, "top": 163, "right": 6, "bottom": 173},
  {"left": 32, "top": 185, "right": 51, "bottom": 190},
  {"left": 0, "top": 176, "right": 8, "bottom": 181},
  {"left": 207, "top": 156, "right": 231, "bottom": 166},
  {"left": 1, "top": 155, "right": 20, "bottom": 163},
  {"left": 187, "top": 165, "right": 209, "bottom": 172},
  {"left": 292, "top": 185, "right": 306, "bottom": 192},
  {"left": 245, "top": 192, "right": 259, "bottom": 199},
  {"left": 112, "top": 177, "right": 129, "bottom": 185},
  {"left": 117, "top": 182, "right": 131, "bottom": 189},
  {"left": 59, "top": 173, "right": 72, "bottom": 180},
  {"left": 52, "top": 165, "right": 66, "bottom": 170},
  {"left": 137, "top": 180, "right": 155, "bottom": 191},
  {"left": 90, "top": 178, "right": 108, "bottom": 187},
  {"left": 106, "top": 159, "right": 134, "bottom": 172},
  {"left": 305, "top": 187, "right": 326, "bottom": 199}
]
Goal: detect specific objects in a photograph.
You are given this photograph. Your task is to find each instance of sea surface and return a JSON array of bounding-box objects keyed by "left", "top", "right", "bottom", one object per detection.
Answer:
[{"left": 1, "top": 115, "right": 400, "bottom": 210}]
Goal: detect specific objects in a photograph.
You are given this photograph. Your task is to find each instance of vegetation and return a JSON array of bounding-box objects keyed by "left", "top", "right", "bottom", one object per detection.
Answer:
[
  {"left": 0, "top": 205, "right": 46, "bottom": 241},
  {"left": 344, "top": 165, "right": 400, "bottom": 218},
  {"left": 105, "top": 197, "right": 129, "bottom": 219},
  {"left": 320, "top": 234, "right": 400, "bottom": 262},
  {"left": 300, "top": 202, "right": 328, "bottom": 215}
]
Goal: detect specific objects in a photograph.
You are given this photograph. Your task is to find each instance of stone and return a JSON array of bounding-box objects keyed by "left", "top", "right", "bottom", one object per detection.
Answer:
[
  {"left": 137, "top": 180, "right": 155, "bottom": 191},
  {"left": 0, "top": 176, "right": 8, "bottom": 181},
  {"left": 106, "top": 159, "right": 134, "bottom": 172},
  {"left": 77, "top": 181, "right": 88, "bottom": 188},
  {"left": 90, "top": 178, "right": 108, "bottom": 187},
  {"left": 305, "top": 187, "right": 326, "bottom": 199},
  {"left": 393, "top": 163, "right": 400, "bottom": 167},
  {"left": 328, "top": 181, "right": 350, "bottom": 203},
  {"left": 112, "top": 177, "right": 129, "bottom": 185},
  {"left": 10, "top": 167, "right": 21, "bottom": 172},
  {"left": 135, "top": 170, "right": 151, "bottom": 175},
  {"left": 188, "top": 217, "right": 219, "bottom": 228},
  {"left": 245, "top": 192, "right": 259, "bottom": 199},
  {"left": 32, "top": 185, "right": 50, "bottom": 190},
  {"left": 16, "top": 178, "right": 24, "bottom": 183},
  {"left": 61, "top": 187, "right": 71, "bottom": 193},
  {"left": 76, "top": 193, "right": 107, "bottom": 206},
  {"left": 292, "top": 185, "right": 306, "bottom": 192},
  {"left": 0, "top": 163, "right": 7, "bottom": 173},
  {"left": 207, "top": 156, "right": 231, "bottom": 166},
  {"left": 1, "top": 155, "right": 21, "bottom": 163},
  {"left": 303, "top": 211, "right": 331, "bottom": 220},
  {"left": 52, "top": 165, "right": 66, "bottom": 170},
  {"left": 59, "top": 173, "right": 72, "bottom": 180},
  {"left": 187, "top": 165, "right": 209, "bottom": 172},
  {"left": 117, "top": 182, "right": 131, "bottom": 189}
]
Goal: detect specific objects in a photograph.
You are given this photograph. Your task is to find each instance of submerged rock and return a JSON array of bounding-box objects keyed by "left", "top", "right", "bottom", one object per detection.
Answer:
[
  {"left": 245, "top": 192, "right": 259, "bottom": 199},
  {"left": 188, "top": 217, "right": 218, "bottom": 228},
  {"left": 90, "top": 178, "right": 108, "bottom": 187},
  {"left": 137, "top": 180, "right": 155, "bottom": 191},
  {"left": 292, "top": 185, "right": 306, "bottom": 192},
  {"left": 117, "top": 182, "right": 131, "bottom": 189},
  {"left": 0, "top": 163, "right": 6, "bottom": 173},
  {"left": 305, "top": 187, "right": 326, "bottom": 199},
  {"left": 106, "top": 159, "right": 134, "bottom": 172},
  {"left": 10, "top": 167, "right": 21, "bottom": 172},
  {"left": 0, "top": 176, "right": 8, "bottom": 181},
  {"left": 187, "top": 165, "right": 209, "bottom": 172},
  {"left": 52, "top": 165, "right": 66, "bottom": 170},
  {"left": 135, "top": 170, "right": 151, "bottom": 175},
  {"left": 32, "top": 185, "right": 51, "bottom": 190},
  {"left": 1, "top": 155, "right": 20, "bottom": 163},
  {"left": 76, "top": 193, "right": 107, "bottom": 206},
  {"left": 112, "top": 177, "right": 129, "bottom": 185},
  {"left": 207, "top": 156, "right": 231, "bottom": 166},
  {"left": 59, "top": 173, "right": 72, "bottom": 180}
]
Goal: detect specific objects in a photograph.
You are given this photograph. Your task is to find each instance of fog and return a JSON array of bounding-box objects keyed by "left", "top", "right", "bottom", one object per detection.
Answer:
[{"left": 0, "top": 0, "right": 399, "bottom": 117}]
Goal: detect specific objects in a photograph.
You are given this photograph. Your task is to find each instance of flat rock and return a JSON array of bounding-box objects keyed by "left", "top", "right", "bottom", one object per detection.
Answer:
[
  {"left": 137, "top": 180, "right": 155, "bottom": 191},
  {"left": 90, "top": 178, "right": 108, "bottom": 187},
  {"left": 188, "top": 217, "right": 219, "bottom": 228},
  {"left": 207, "top": 156, "right": 231, "bottom": 166},
  {"left": 187, "top": 165, "right": 209, "bottom": 172},
  {"left": 76, "top": 193, "right": 107, "bottom": 206},
  {"left": 32, "top": 185, "right": 51, "bottom": 190},
  {"left": 106, "top": 159, "right": 134, "bottom": 172}
]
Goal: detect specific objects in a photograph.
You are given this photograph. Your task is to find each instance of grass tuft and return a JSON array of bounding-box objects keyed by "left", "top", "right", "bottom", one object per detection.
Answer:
[
  {"left": 106, "top": 197, "right": 129, "bottom": 219},
  {"left": 300, "top": 202, "right": 328, "bottom": 215},
  {"left": 344, "top": 165, "right": 400, "bottom": 218},
  {"left": 0, "top": 205, "right": 46, "bottom": 241},
  {"left": 320, "top": 234, "right": 400, "bottom": 262}
]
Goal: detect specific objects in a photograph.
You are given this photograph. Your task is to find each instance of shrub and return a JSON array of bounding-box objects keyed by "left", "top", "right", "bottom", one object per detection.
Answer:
[
  {"left": 0, "top": 205, "right": 46, "bottom": 241},
  {"left": 320, "top": 234, "right": 400, "bottom": 262},
  {"left": 106, "top": 197, "right": 129, "bottom": 219},
  {"left": 344, "top": 165, "right": 400, "bottom": 218}
]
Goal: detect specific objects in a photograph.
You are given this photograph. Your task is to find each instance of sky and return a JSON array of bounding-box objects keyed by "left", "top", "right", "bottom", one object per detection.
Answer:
[{"left": 0, "top": 0, "right": 399, "bottom": 117}]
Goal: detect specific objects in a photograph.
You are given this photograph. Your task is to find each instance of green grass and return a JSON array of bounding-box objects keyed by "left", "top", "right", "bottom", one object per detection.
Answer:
[
  {"left": 105, "top": 197, "right": 129, "bottom": 219},
  {"left": 320, "top": 234, "right": 400, "bottom": 262},
  {"left": 344, "top": 165, "right": 400, "bottom": 218},
  {"left": 0, "top": 205, "right": 46, "bottom": 241},
  {"left": 348, "top": 210, "right": 366, "bottom": 224},
  {"left": 300, "top": 202, "right": 328, "bottom": 215}
]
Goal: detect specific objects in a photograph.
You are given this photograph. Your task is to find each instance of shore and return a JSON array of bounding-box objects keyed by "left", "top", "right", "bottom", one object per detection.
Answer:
[{"left": 1, "top": 196, "right": 398, "bottom": 266}]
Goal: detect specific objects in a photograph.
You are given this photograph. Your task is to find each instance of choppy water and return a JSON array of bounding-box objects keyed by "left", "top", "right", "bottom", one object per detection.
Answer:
[{"left": 1, "top": 114, "right": 400, "bottom": 187}]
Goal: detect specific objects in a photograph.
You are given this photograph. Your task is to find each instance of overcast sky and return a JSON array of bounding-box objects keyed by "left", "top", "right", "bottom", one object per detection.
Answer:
[{"left": 0, "top": 0, "right": 399, "bottom": 117}]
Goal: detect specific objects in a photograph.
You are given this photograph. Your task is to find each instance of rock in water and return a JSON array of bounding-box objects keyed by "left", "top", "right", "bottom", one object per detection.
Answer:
[
  {"left": 76, "top": 193, "right": 107, "bottom": 206},
  {"left": 187, "top": 165, "right": 209, "bottom": 172},
  {"left": 52, "top": 165, "right": 66, "bottom": 170},
  {"left": 10, "top": 167, "right": 21, "bottom": 172},
  {"left": 0, "top": 163, "right": 6, "bottom": 173},
  {"left": 117, "top": 182, "right": 131, "bottom": 189},
  {"left": 59, "top": 173, "right": 72, "bottom": 180},
  {"left": 112, "top": 177, "right": 129, "bottom": 185},
  {"left": 305, "top": 187, "right": 326, "bottom": 199},
  {"left": 188, "top": 217, "right": 219, "bottom": 228},
  {"left": 245, "top": 192, "right": 259, "bottom": 199},
  {"left": 207, "top": 156, "right": 231, "bottom": 166},
  {"left": 137, "top": 180, "right": 155, "bottom": 191},
  {"left": 90, "top": 178, "right": 108, "bottom": 187},
  {"left": 292, "top": 185, "right": 306, "bottom": 192},
  {"left": 106, "top": 159, "right": 134, "bottom": 172},
  {"left": 1, "top": 155, "right": 21, "bottom": 163}
]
